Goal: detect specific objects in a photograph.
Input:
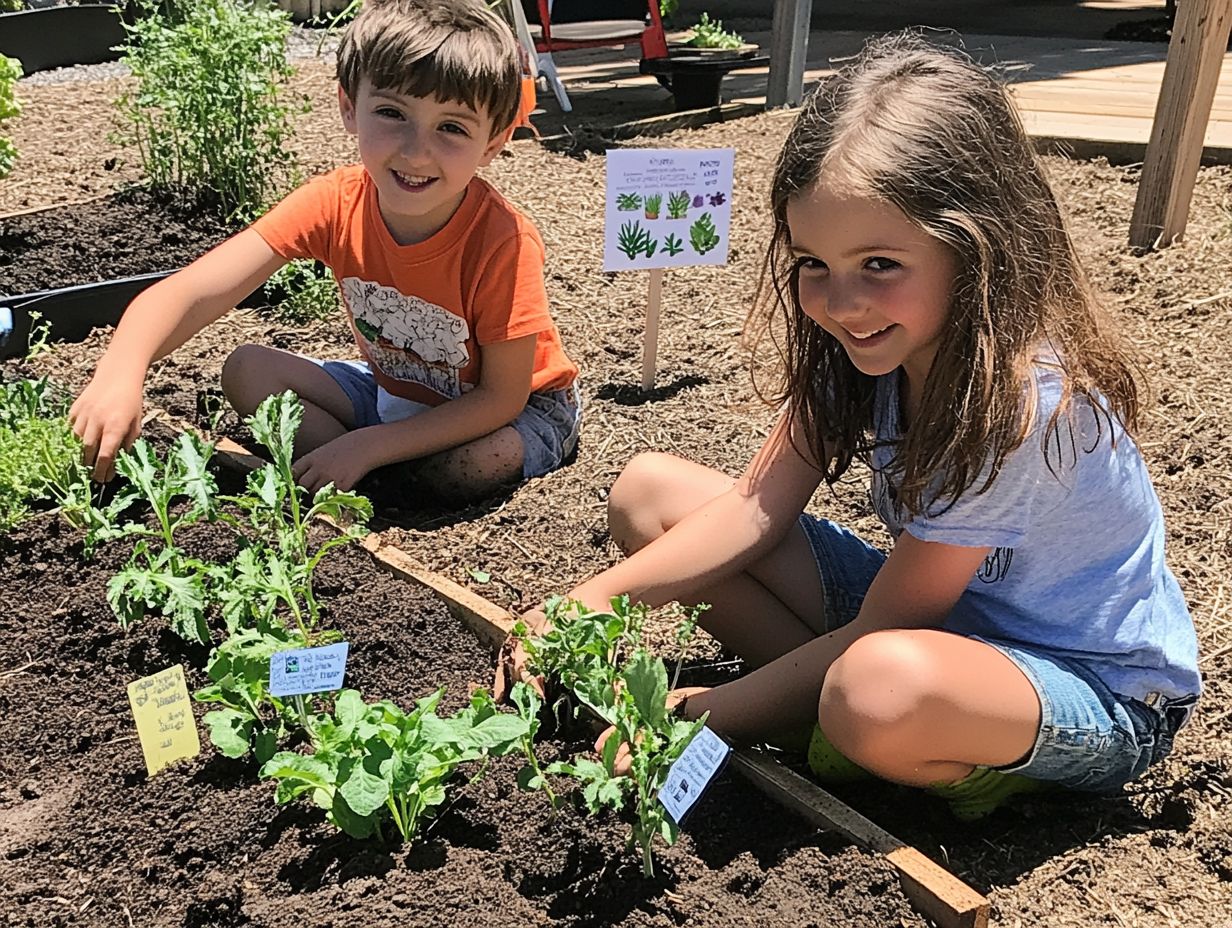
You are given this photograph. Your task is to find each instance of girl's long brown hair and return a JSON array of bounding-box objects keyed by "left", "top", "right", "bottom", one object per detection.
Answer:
[{"left": 749, "top": 32, "right": 1140, "bottom": 516}]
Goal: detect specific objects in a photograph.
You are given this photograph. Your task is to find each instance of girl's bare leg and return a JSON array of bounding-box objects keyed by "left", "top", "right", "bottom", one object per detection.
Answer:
[
  {"left": 820, "top": 628, "right": 1041, "bottom": 785},
  {"left": 607, "top": 451, "right": 827, "bottom": 668}
]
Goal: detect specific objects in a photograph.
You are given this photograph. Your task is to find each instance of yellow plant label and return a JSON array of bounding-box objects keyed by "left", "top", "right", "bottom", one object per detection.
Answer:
[{"left": 127, "top": 665, "right": 200, "bottom": 776}]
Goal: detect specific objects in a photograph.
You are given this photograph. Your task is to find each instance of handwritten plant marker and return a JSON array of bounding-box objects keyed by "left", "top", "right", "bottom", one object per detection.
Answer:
[
  {"left": 268, "top": 641, "right": 349, "bottom": 698},
  {"left": 658, "top": 724, "right": 731, "bottom": 825},
  {"left": 127, "top": 664, "right": 201, "bottom": 776},
  {"left": 604, "top": 147, "right": 735, "bottom": 389}
]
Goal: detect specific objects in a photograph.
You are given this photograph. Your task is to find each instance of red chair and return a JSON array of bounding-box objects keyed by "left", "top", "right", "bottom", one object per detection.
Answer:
[{"left": 521, "top": 0, "right": 669, "bottom": 112}]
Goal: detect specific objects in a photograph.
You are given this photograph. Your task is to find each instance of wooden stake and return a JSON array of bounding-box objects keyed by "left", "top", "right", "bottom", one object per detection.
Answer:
[
  {"left": 641, "top": 267, "right": 664, "bottom": 392},
  {"left": 1129, "top": 0, "right": 1232, "bottom": 250}
]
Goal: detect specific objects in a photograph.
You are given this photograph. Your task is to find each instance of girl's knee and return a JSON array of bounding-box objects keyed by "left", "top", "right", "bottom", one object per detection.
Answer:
[
  {"left": 607, "top": 452, "right": 684, "bottom": 554},
  {"left": 820, "top": 631, "right": 941, "bottom": 762}
]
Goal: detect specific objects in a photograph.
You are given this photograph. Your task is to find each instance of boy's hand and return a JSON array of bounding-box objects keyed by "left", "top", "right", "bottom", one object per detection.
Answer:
[
  {"left": 291, "top": 430, "right": 378, "bottom": 494},
  {"left": 595, "top": 686, "right": 711, "bottom": 777},
  {"left": 70, "top": 371, "right": 145, "bottom": 482}
]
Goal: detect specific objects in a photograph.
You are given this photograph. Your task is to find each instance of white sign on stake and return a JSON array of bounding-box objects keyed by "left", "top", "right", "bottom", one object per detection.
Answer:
[{"left": 603, "top": 147, "right": 735, "bottom": 390}]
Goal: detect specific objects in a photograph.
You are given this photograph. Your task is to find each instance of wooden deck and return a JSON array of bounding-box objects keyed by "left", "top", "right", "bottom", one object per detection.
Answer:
[{"left": 538, "top": 30, "right": 1232, "bottom": 161}]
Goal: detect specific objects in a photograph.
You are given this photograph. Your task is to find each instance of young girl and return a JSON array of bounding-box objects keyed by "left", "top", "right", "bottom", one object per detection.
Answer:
[{"left": 522, "top": 33, "right": 1201, "bottom": 819}]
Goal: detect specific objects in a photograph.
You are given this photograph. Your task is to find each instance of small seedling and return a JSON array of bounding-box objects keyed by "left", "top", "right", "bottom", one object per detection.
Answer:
[{"left": 685, "top": 13, "right": 744, "bottom": 50}]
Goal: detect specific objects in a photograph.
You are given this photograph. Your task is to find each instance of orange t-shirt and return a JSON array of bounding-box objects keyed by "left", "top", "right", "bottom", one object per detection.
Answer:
[{"left": 251, "top": 165, "right": 577, "bottom": 407}]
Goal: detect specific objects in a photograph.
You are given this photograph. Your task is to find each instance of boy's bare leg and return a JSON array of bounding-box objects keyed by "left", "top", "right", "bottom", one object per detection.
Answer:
[
  {"left": 606, "top": 451, "right": 828, "bottom": 668},
  {"left": 414, "top": 425, "right": 525, "bottom": 502},
  {"left": 221, "top": 344, "right": 355, "bottom": 455}
]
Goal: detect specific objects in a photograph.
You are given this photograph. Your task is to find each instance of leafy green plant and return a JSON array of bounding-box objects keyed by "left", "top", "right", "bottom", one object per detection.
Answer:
[
  {"left": 105, "top": 432, "right": 220, "bottom": 642},
  {"left": 509, "top": 681, "right": 559, "bottom": 808},
  {"left": 685, "top": 12, "right": 744, "bottom": 50},
  {"left": 643, "top": 192, "right": 663, "bottom": 219},
  {"left": 516, "top": 597, "right": 710, "bottom": 876},
  {"left": 663, "top": 233, "right": 684, "bottom": 257},
  {"left": 0, "top": 379, "right": 84, "bottom": 532},
  {"left": 617, "top": 220, "right": 654, "bottom": 260},
  {"left": 689, "top": 212, "right": 721, "bottom": 255},
  {"left": 0, "top": 54, "right": 21, "bottom": 178},
  {"left": 616, "top": 192, "right": 642, "bottom": 211},
  {"left": 263, "top": 259, "right": 338, "bottom": 325},
  {"left": 667, "top": 190, "right": 690, "bottom": 220},
  {"left": 114, "top": 0, "right": 303, "bottom": 219},
  {"left": 260, "top": 687, "right": 528, "bottom": 841}
]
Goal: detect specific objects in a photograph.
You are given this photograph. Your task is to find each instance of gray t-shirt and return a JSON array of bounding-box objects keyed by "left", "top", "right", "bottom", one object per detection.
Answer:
[{"left": 869, "top": 365, "right": 1200, "bottom": 703}]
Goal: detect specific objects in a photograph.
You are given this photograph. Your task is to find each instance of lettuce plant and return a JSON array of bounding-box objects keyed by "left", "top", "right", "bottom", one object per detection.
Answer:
[
  {"left": 260, "top": 687, "right": 528, "bottom": 842},
  {"left": 0, "top": 55, "right": 20, "bottom": 178},
  {"left": 0, "top": 379, "right": 85, "bottom": 533},
  {"left": 689, "top": 212, "right": 721, "bottom": 255}
]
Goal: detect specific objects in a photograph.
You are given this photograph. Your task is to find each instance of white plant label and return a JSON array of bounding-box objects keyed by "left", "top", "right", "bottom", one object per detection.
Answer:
[
  {"left": 657, "top": 724, "right": 731, "bottom": 824},
  {"left": 603, "top": 148, "right": 735, "bottom": 271},
  {"left": 268, "top": 642, "right": 349, "bottom": 698}
]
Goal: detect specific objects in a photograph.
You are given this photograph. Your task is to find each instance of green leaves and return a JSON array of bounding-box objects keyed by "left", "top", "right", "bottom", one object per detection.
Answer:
[
  {"left": 260, "top": 688, "right": 529, "bottom": 842},
  {"left": 0, "top": 379, "right": 85, "bottom": 533},
  {"left": 0, "top": 54, "right": 21, "bottom": 178},
  {"left": 113, "top": 0, "right": 301, "bottom": 219},
  {"left": 617, "top": 220, "right": 656, "bottom": 261},
  {"left": 667, "top": 189, "right": 690, "bottom": 220},
  {"left": 689, "top": 212, "right": 721, "bottom": 255}
]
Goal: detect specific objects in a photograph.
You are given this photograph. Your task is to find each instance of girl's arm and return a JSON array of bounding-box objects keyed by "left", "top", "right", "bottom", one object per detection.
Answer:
[
  {"left": 71, "top": 229, "right": 287, "bottom": 480},
  {"left": 568, "top": 409, "right": 825, "bottom": 612},
  {"left": 683, "top": 532, "right": 993, "bottom": 741}
]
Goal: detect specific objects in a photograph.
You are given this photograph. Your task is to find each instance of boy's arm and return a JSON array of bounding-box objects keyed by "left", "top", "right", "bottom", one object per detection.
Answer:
[
  {"left": 290, "top": 333, "right": 538, "bottom": 493},
  {"left": 71, "top": 228, "right": 287, "bottom": 480}
]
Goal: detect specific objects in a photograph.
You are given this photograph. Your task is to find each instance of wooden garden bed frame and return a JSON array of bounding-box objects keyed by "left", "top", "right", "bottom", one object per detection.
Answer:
[{"left": 194, "top": 424, "right": 991, "bottom": 928}]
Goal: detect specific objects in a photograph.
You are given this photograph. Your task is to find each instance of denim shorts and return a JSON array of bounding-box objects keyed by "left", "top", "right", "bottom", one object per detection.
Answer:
[
  {"left": 798, "top": 513, "right": 1194, "bottom": 793},
  {"left": 314, "top": 358, "right": 581, "bottom": 480}
]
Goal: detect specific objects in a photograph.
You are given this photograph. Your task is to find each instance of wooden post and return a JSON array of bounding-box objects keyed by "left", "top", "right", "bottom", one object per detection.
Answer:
[
  {"left": 766, "top": 0, "right": 812, "bottom": 108},
  {"left": 1129, "top": 0, "right": 1232, "bottom": 250},
  {"left": 641, "top": 267, "right": 664, "bottom": 392}
]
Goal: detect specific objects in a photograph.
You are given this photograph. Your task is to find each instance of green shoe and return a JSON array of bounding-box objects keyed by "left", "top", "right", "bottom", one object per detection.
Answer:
[
  {"left": 928, "top": 767, "right": 1052, "bottom": 821},
  {"left": 806, "top": 724, "right": 874, "bottom": 783}
]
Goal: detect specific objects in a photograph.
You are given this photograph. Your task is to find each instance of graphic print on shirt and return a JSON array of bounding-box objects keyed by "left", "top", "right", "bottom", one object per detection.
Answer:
[
  {"left": 977, "top": 547, "right": 1013, "bottom": 584},
  {"left": 341, "top": 277, "right": 470, "bottom": 399}
]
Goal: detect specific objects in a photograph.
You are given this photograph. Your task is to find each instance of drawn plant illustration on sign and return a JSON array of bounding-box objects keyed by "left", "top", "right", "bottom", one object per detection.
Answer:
[
  {"left": 708, "top": 191, "right": 726, "bottom": 207},
  {"left": 692, "top": 193, "right": 703, "bottom": 208},
  {"left": 663, "top": 233, "right": 684, "bottom": 257},
  {"left": 667, "top": 190, "right": 690, "bottom": 220},
  {"left": 643, "top": 193, "right": 662, "bottom": 220},
  {"left": 689, "top": 212, "right": 721, "bottom": 255},
  {"left": 616, "top": 192, "right": 642, "bottom": 211},
  {"left": 618, "top": 220, "right": 657, "bottom": 260}
]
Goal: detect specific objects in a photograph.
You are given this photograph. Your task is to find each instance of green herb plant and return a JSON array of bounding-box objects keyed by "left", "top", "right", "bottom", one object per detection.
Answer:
[
  {"left": 114, "top": 0, "right": 303, "bottom": 219},
  {"left": 618, "top": 220, "right": 656, "bottom": 260},
  {"left": 689, "top": 212, "right": 721, "bottom": 255},
  {"left": 643, "top": 192, "right": 663, "bottom": 220},
  {"left": 260, "top": 686, "right": 528, "bottom": 841},
  {"left": 685, "top": 12, "right": 744, "bottom": 50},
  {"left": 666, "top": 190, "right": 690, "bottom": 220},
  {"left": 0, "top": 54, "right": 21, "bottom": 178},
  {"left": 263, "top": 259, "right": 339, "bottom": 325},
  {"left": 515, "top": 596, "right": 710, "bottom": 876},
  {"left": 616, "top": 192, "right": 642, "bottom": 211}
]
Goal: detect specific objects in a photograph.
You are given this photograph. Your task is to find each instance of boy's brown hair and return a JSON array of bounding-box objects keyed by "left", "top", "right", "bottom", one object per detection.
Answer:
[{"left": 337, "top": 0, "right": 523, "bottom": 136}]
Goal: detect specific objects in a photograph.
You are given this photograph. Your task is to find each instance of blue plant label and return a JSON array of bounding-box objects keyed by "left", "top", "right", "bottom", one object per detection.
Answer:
[
  {"left": 268, "top": 642, "right": 349, "bottom": 698},
  {"left": 657, "top": 725, "right": 731, "bottom": 825}
]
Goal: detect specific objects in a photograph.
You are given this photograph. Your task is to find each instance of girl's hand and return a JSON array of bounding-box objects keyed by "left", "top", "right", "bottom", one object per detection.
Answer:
[
  {"left": 494, "top": 608, "right": 549, "bottom": 701},
  {"left": 595, "top": 685, "right": 712, "bottom": 776},
  {"left": 70, "top": 370, "right": 146, "bottom": 482}
]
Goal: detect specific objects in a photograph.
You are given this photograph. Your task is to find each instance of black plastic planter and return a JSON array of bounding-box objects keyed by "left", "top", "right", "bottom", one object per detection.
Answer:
[
  {"left": 0, "top": 4, "right": 127, "bottom": 74},
  {"left": 640, "top": 53, "right": 770, "bottom": 112}
]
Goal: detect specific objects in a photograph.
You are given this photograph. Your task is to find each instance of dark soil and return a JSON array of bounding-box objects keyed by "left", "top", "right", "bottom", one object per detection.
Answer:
[
  {"left": 0, "top": 188, "right": 238, "bottom": 296},
  {"left": 0, "top": 492, "right": 923, "bottom": 927}
]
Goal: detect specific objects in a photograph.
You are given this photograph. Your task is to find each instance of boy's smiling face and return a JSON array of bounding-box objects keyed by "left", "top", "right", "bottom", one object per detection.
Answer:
[{"left": 339, "top": 77, "right": 507, "bottom": 245}]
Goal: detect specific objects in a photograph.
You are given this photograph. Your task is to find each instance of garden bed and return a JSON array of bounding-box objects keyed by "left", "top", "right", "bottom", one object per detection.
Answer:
[
  {"left": 0, "top": 462, "right": 924, "bottom": 927},
  {"left": 4, "top": 41, "right": 1232, "bottom": 926}
]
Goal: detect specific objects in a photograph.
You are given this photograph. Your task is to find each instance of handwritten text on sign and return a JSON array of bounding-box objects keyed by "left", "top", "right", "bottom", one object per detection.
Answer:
[
  {"left": 268, "top": 642, "right": 349, "bottom": 698},
  {"left": 604, "top": 148, "right": 735, "bottom": 271},
  {"left": 127, "top": 664, "right": 201, "bottom": 776}
]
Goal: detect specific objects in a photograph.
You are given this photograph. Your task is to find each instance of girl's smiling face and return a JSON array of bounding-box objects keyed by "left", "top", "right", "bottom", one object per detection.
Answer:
[
  {"left": 786, "top": 180, "right": 958, "bottom": 413},
  {"left": 339, "top": 78, "right": 506, "bottom": 245}
]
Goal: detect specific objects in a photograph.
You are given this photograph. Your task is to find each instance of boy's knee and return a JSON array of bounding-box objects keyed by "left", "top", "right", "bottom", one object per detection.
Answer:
[
  {"left": 221, "top": 344, "right": 273, "bottom": 410},
  {"left": 608, "top": 452, "right": 678, "bottom": 553}
]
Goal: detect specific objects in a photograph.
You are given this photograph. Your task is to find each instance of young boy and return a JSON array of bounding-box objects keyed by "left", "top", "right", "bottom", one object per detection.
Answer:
[{"left": 70, "top": 0, "right": 579, "bottom": 502}]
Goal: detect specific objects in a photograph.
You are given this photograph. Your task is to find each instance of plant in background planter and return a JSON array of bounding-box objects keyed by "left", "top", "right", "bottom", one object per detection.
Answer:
[
  {"left": 263, "top": 259, "right": 339, "bottom": 324},
  {"left": 114, "top": 0, "right": 305, "bottom": 220},
  {"left": 0, "top": 54, "right": 21, "bottom": 178},
  {"left": 684, "top": 12, "right": 743, "bottom": 50}
]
